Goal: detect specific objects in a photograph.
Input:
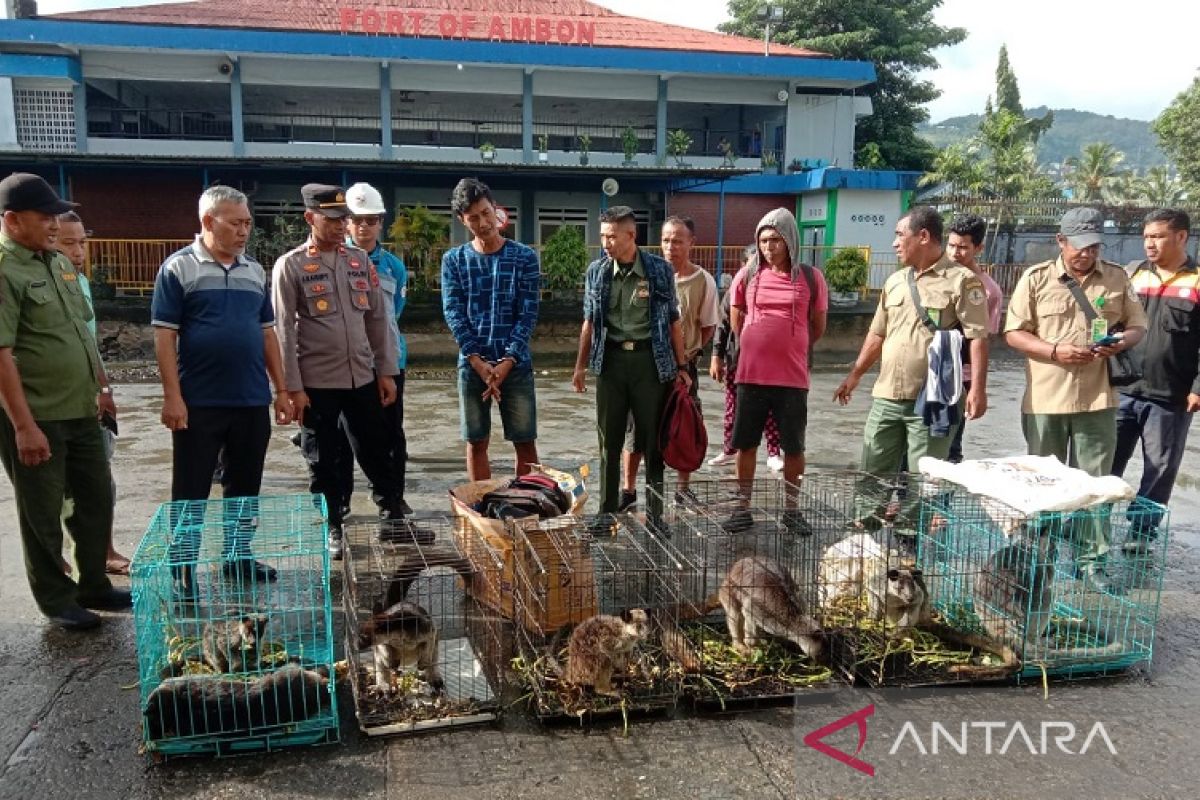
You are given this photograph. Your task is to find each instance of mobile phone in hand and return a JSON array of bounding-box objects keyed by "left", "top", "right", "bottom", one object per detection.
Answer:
[{"left": 100, "top": 410, "right": 118, "bottom": 437}]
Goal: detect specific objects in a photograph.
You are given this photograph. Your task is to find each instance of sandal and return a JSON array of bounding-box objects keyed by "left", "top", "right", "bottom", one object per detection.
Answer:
[{"left": 105, "top": 557, "right": 132, "bottom": 576}]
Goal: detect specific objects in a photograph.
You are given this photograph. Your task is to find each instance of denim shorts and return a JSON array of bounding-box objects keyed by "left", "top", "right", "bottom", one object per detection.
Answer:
[{"left": 458, "top": 363, "right": 538, "bottom": 443}]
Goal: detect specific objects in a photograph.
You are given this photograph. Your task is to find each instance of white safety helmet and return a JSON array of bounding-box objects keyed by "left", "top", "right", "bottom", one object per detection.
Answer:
[{"left": 345, "top": 182, "right": 386, "bottom": 215}]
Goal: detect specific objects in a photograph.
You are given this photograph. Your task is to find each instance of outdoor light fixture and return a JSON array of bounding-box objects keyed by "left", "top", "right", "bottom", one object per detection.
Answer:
[{"left": 757, "top": 5, "right": 784, "bottom": 56}]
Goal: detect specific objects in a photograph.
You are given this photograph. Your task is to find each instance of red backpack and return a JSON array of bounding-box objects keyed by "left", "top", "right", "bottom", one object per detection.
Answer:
[{"left": 659, "top": 380, "right": 708, "bottom": 472}]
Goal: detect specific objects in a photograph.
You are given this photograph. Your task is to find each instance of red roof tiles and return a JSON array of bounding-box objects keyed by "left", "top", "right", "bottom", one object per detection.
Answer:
[{"left": 49, "top": 0, "right": 827, "bottom": 58}]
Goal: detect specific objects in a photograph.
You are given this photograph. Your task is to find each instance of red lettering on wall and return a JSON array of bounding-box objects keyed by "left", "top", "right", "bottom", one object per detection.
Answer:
[
  {"left": 362, "top": 10, "right": 381, "bottom": 34},
  {"left": 338, "top": 8, "right": 358, "bottom": 32},
  {"left": 437, "top": 14, "right": 457, "bottom": 37},
  {"left": 487, "top": 15, "right": 505, "bottom": 39},
  {"left": 534, "top": 17, "right": 551, "bottom": 43},
  {"left": 386, "top": 11, "right": 404, "bottom": 34},
  {"left": 460, "top": 15, "right": 477, "bottom": 37},
  {"left": 555, "top": 20, "right": 573, "bottom": 43},
  {"left": 575, "top": 21, "right": 595, "bottom": 45},
  {"left": 409, "top": 11, "right": 426, "bottom": 34},
  {"left": 511, "top": 17, "right": 531, "bottom": 41},
  {"left": 335, "top": 8, "right": 599, "bottom": 44}
]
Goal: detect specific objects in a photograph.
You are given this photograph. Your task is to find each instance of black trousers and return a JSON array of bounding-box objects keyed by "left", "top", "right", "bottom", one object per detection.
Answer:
[
  {"left": 301, "top": 381, "right": 399, "bottom": 526},
  {"left": 309, "top": 371, "right": 409, "bottom": 508},
  {"left": 171, "top": 405, "right": 271, "bottom": 560}
]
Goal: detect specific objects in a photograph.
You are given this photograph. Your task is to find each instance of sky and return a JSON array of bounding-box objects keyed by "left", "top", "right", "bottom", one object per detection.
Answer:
[{"left": 37, "top": 0, "right": 1200, "bottom": 123}]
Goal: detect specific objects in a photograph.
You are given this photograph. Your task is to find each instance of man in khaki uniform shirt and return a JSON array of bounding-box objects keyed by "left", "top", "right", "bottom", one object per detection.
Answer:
[
  {"left": 835, "top": 207, "right": 990, "bottom": 528},
  {"left": 273, "top": 183, "right": 419, "bottom": 559},
  {"left": 1004, "top": 207, "right": 1147, "bottom": 591}
]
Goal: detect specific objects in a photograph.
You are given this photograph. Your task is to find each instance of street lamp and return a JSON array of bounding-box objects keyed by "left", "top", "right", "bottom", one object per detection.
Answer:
[{"left": 757, "top": 4, "right": 784, "bottom": 57}]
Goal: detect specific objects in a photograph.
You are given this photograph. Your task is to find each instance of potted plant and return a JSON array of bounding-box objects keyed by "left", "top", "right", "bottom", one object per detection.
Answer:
[
  {"left": 537, "top": 133, "right": 549, "bottom": 163},
  {"left": 621, "top": 125, "right": 639, "bottom": 166},
  {"left": 479, "top": 141, "right": 496, "bottom": 162},
  {"left": 577, "top": 133, "right": 591, "bottom": 166},
  {"left": 788, "top": 158, "right": 805, "bottom": 173},
  {"left": 540, "top": 224, "right": 590, "bottom": 298},
  {"left": 760, "top": 150, "right": 779, "bottom": 174},
  {"left": 824, "top": 247, "right": 869, "bottom": 307},
  {"left": 667, "top": 129, "right": 693, "bottom": 167}
]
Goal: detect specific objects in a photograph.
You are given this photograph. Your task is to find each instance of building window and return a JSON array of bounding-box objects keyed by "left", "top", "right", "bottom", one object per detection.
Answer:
[
  {"left": 537, "top": 207, "right": 589, "bottom": 245},
  {"left": 14, "top": 88, "right": 76, "bottom": 152}
]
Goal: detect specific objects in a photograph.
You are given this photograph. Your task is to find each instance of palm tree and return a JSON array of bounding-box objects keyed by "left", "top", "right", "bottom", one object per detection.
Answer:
[
  {"left": 1136, "top": 166, "right": 1187, "bottom": 207},
  {"left": 1064, "top": 142, "right": 1127, "bottom": 203}
]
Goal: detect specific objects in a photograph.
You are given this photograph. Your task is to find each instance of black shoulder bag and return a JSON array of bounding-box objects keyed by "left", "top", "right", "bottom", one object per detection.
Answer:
[
  {"left": 1059, "top": 271, "right": 1142, "bottom": 387},
  {"left": 904, "top": 267, "right": 940, "bottom": 332}
]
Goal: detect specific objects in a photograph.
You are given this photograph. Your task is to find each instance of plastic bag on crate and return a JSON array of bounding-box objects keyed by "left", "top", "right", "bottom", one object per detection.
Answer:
[{"left": 917, "top": 454, "right": 1134, "bottom": 515}]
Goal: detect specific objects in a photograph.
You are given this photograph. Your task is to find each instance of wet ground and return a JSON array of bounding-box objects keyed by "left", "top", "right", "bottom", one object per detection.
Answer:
[{"left": 1, "top": 360, "right": 1199, "bottom": 800}]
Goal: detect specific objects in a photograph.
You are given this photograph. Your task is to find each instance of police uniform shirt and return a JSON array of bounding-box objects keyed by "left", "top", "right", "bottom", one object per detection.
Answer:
[
  {"left": 272, "top": 238, "right": 399, "bottom": 391},
  {"left": 868, "top": 254, "right": 990, "bottom": 401},
  {"left": 1004, "top": 257, "right": 1148, "bottom": 414}
]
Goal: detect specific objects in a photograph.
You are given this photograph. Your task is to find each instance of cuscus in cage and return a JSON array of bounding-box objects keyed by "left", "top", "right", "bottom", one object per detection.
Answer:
[
  {"left": 510, "top": 514, "right": 690, "bottom": 723},
  {"left": 132, "top": 494, "right": 339, "bottom": 758},
  {"left": 342, "top": 517, "right": 507, "bottom": 735}
]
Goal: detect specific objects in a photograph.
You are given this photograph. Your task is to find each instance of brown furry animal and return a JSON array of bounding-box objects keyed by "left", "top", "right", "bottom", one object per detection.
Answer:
[
  {"left": 720, "top": 556, "right": 823, "bottom": 660},
  {"left": 201, "top": 613, "right": 269, "bottom": 674},
  {"left": 358, "top": 601, "right": 442, "bottom": 693},
  {"left": 564, "top": 609, "right": 650, "bottom": 697}
]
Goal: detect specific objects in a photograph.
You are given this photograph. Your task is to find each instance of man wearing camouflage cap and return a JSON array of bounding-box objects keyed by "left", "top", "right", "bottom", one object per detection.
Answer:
[{"left": 1004, "top": 207, "right": 1148, "bottom": 593}]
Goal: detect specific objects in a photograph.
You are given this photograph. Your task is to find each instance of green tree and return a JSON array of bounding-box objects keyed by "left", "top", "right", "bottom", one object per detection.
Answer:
[
  {"left": 540, "top": 225, "right": 589, "bottom": 292},
  {"left": 991, "top": 45, "right": 1053, "bottom": 144},
  {"left": 1154, "top": 74, "right": 1200, "bottom": 195},
  {"left": 1064, "top": 142, "right": 1127, "bottom": 203},
  {"left": 247, "top": 214, "right": 305, "bottom": 269},
  {"left": 388, "top": 205, "right": 449, "bottom": 289},
  {"left": 720, "top": 0, "right": 965, "bottom": 171},
  {"left": 1136, "top": 166, "right": 1187, "bottom": 207}
]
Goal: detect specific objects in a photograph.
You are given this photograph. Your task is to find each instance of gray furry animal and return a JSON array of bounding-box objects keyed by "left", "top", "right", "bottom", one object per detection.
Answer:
[
  {"left": 358, "top": 601, "right": 442, "bottom": 694},
  {"left": 879, "top": 567, "right": 932, "bottom": 633},
  {"left": 720, "top": 556, "right": 823, "bottom": 660},
  {"left": 564, "top": 609, "right": 650, "bottom": 697},
  {"left": 383, "top": 546, "right": 475, "bottom": 608},
  {"left": 819, "top": 533, "right": 929, "bottom": 634},
  {"left": 201, "top": 613, "right": 269, "bottom": 673},
  {"left": 144, "top": 663, "right": 330, "bottom": 740}
]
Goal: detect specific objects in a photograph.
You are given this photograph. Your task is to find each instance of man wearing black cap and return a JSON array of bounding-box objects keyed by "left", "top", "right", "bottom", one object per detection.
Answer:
[
  {"left": 0, "top": 172, "right": 131, "bottom": 630},
  {"left": 1004, "top": 207, "right": 1148, "bottom": 592},
  {"left": 273, "top": 184, "right": 420, "bottom": 559}
]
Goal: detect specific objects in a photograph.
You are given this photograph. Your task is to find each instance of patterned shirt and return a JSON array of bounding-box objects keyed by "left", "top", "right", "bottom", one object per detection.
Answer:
[
  {"left": 1123, "top": 258, "right": 1200, "bottom": 407},
  {"left": 440, "top": 239, "right": 541, "bottom": 369}
]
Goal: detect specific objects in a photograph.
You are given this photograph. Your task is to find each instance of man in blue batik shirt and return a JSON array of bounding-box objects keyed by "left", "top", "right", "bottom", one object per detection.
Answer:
[
  {"left": 340, "top": 182, "right": 412, "bottom": 515},
  {"left": 441, "top": 178, "right": 540, "bottom": 480}
]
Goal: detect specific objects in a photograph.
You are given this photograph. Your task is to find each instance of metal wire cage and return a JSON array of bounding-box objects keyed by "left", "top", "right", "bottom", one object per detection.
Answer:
[
  {"left": 510, "top": 514, "right": 688, "bottom": 721},
  {"left": 649, "top": 476, "right": 888, "bottom": 706},
  {"left": 341, "top": 517, "right": 506, "bottom": 736},
  {"left": 913, "top": 480, "right": 1171, "bottom": 682},
  {"left": 131, "top": 494, "right": 338, "bottom": 757}
]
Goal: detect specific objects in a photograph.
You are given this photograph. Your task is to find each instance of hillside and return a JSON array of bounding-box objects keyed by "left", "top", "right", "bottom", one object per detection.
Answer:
[{"left": 917, "top": 107, "right": 1166, "bottom": 172}]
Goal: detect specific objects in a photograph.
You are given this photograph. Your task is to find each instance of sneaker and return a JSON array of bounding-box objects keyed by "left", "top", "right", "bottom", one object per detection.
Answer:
[
  {"left": 766, "top": 455, "right": 785, "bottom": 473},
  {"left": 673, "top": 488, "right": 700, "bottom": 508},
  {"left": 328, "top": 525, "right": 344, "bottom": 561},
  {"left": 722, "top": 508, "right": 755, "bottom": 533},
  {"left": 618, "top": 490, "right": 638, "bottom": 512},
  {"left": 379, "top": 499, "right": 415, "bottom": 520},
  {"left": 223, "top": 559, "right": 278, "bottom": 583},
  {"left": 78, "top": 587, "right": 133, "bottom": 610},
  {"left": 780, "top": 509, "right": 813, "bottom": 536},
  {"left": 378, "top": 519, "right": 437, "bottom": 546},
  {"left": 49, "top": 604, "right": 102, "bottom": 631},
  {"left": 708, "top": 452, "right": 735, "bottom": 467}
]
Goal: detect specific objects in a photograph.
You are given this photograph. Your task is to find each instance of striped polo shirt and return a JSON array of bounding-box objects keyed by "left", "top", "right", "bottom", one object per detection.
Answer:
[{"left": 151, "top": 236, "right": 274, "bottom": 407}]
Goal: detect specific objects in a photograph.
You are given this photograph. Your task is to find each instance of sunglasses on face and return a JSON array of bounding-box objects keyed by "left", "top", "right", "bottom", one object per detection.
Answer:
[{"left": 351, "top": 216, "right": 382, "bottom": 226}]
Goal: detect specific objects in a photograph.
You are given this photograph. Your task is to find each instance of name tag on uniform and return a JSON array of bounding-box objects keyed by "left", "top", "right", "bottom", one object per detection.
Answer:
[
  {"left": 30, "top": 280, "right": 47, "bottom": 288},
  {"left": 303, "top": 262, "right": 321, "bottom": 273},
  {"left": 636, "top": 280, "right": 650, "bottom": 300}
]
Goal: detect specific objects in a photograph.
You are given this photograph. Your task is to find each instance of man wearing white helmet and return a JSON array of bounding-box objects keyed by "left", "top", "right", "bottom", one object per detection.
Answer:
[{"left": 343, "top": 181, "right": 412, "bottom": 516}]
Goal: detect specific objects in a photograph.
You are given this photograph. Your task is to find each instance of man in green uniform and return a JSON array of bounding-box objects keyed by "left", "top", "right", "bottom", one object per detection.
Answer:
[{"left": 0, "top": 173, "right": 131, "bottom": 630}]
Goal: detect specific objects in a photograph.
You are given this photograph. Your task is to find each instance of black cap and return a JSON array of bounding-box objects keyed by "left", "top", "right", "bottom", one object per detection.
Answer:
[
  {"left": 1059, "top": 207, "right": 1104, "bottom": 249},
  {"left": 0, "top": 172, "right": 78, "bottom": 215},
  {"left": 301, "top": 183, "right": 350, "bottom": 218}
]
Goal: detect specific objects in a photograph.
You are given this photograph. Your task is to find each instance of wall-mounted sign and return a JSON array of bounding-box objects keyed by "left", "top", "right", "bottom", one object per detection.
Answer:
[
  {"left": 338, "top": 10, "right": 598, "bottom": 45},
  {"left": 849, "top": 213, "right": 887, "bottom": 226}
]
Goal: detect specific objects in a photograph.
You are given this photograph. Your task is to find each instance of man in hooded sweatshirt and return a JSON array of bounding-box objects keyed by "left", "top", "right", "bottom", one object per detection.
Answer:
[
  {"left": 724, "top": 207, "right": 828, "bottom": 533},
  {"left": 834, "top": 206, "right": 990, "bottom": 529}
]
